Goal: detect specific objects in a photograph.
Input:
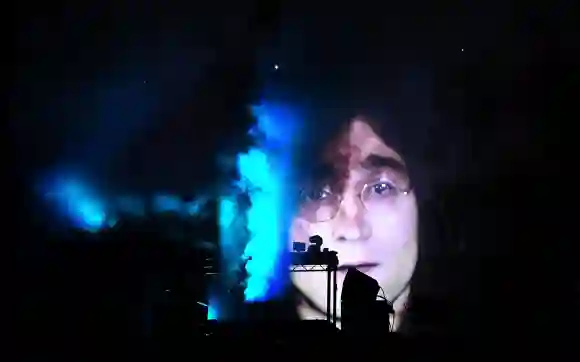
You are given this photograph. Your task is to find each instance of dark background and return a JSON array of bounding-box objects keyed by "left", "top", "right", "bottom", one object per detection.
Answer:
[{"left": 12, "top": 0, "right": 578, "bottom": 346}]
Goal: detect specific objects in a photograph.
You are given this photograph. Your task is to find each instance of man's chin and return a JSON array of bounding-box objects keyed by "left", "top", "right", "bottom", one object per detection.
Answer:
[{"left": 295, "top": 289, "right": 332, "bottom": 319}]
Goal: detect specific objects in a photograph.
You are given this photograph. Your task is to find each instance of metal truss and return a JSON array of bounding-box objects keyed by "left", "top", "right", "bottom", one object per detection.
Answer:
[
  {"left": 290, "top": 264, "right": 331, "bottom": 272},
  {"left": 290, "top": 263, "right": 338, "bottom": 327}
]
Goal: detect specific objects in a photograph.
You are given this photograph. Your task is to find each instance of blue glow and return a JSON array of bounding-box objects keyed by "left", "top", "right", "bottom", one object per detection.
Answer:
[
  {"left": 41, "top": 172, "right": 210, "bottom": 233},
  {"left": 238, "top": 148, "right": 281, "bottom": 300},
  {"left": 218, "top": 196, "right": 245, "bottom": 279},
  {"left": 240, "top": 103, "right": 299, "bottom": 301},
  {"left": 214, "top": 195, "right": 244, "bottom": 320},
  {"left": 43, "top": 175, "right": 110, "bottom": 232},
  {"left": 207, "top": 304, "right": 218, "bottom": 320},
  {"left": 116, "top": 196, "right": 146, "bottom": 217},
  {"left": 218, "top": 197, "right": 237, "bottom": 230},
  {"left": 207, "top": 294, "right": 220, "bottom": 321},
  {"left": 185, "top": 196, "right": 208, "bottom": 217},
  {"left": 152, "top": 194, "right": 182, "bottom": 213},
  {"left": 213, "top": 103, "right": 300, "bottom": 318}
]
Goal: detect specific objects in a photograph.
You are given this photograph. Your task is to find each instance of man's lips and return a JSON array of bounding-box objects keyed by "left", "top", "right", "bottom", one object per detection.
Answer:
[{"left": 337, "top": 263, "right": 379, "bottom": 272}]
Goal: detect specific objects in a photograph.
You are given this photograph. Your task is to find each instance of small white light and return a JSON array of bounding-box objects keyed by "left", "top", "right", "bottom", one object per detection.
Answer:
[
  {"left": 273, "top": 64, "right": 279, "bottom": 70},
  {"left": 461, "top": 48, "right": 464, "bottom": 52}
]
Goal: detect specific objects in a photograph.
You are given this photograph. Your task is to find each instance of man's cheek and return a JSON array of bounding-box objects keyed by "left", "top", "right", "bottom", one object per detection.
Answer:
[
  {"left": 290, "top": 219, "right": 309, "bottom": 243},
  {"left": 374, "top": 235, "right": 418, "bottom": 279},
  {"left": 307, "top": 223, "right": 333, "bottom": 246},
  {"left": 374, "top": 217, "right": 414, "bottom": 248}
]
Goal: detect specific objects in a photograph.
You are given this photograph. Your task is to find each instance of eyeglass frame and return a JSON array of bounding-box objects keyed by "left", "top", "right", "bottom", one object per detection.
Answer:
[{"left": 297, "top": 179, "right": 414, "bottom": 223}]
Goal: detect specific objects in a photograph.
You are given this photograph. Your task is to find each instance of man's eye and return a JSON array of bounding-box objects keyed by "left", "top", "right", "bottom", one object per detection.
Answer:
[
  {"left": 372, "top": 182, "right": 396, "bottom": 195},
  {"left": 305, "top": 188, "right": 332, "bottom": 201}
]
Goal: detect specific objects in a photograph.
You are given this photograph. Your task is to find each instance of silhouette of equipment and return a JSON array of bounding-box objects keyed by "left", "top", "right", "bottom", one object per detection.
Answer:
[
  {"left": 341, "top": 267, "right": 394, "bottom": 335},
  {"left": 290, "top": 235, "right": 338, "bottom": 327}
]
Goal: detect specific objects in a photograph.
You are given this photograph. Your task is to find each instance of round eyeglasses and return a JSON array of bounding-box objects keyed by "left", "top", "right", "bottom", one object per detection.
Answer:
[{"left": 297, "top": 178, "right": 413, "bottom": 223}]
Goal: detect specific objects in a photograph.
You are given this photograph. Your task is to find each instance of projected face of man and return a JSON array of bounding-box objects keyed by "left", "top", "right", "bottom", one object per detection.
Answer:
[{"left": 290, "top": 119, "right": 418, "bottom": 329}]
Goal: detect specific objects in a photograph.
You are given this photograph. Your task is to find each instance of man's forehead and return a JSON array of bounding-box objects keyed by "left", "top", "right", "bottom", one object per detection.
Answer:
[
  {"left": 304, "top": 156, "right": 409, "bottom": 192},
  {"left": 337, "top": 118, "right": 405, "bottom": 165},
  {"left": 311, "top": 142, "right": 407, "bottom": 184}
]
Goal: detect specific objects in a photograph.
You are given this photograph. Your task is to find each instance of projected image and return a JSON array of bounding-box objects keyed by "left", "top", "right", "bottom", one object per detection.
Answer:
[{"left": 290, "top": 118, "right": 418, "bottom": 330}]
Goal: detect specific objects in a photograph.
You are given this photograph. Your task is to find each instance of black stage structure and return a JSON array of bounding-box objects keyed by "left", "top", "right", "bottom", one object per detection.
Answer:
[{"left": 290, "top": 250, "right": 338, "bottom": 328}]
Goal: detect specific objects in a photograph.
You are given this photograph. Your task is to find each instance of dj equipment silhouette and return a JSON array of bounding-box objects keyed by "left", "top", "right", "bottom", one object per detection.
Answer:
[{"left": 341, "top": 267, "right": 393, "bottom": 334}]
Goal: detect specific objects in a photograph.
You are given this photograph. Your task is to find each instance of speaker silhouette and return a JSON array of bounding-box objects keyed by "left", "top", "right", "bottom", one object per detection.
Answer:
[{"left": 340, "top": 268, "right": 380, "bottom": 332}]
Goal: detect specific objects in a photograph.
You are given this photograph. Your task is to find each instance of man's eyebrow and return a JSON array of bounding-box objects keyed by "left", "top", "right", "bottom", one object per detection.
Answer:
[{"left": 361, "top": 154, "right": 408, "bottom": 173}]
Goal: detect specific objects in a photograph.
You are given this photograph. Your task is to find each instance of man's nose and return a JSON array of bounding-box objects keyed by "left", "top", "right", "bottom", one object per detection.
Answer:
[{"left": 332, "top": 195, "right": 371, "bottom": 242}]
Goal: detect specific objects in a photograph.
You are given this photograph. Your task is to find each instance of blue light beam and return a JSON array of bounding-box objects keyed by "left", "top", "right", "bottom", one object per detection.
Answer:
[
  {"left": 214, "top": 103, "right": 301, "bottom": 318},
  {"left": 240, "top": 103, "right": 300, "bottom": 301}
]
